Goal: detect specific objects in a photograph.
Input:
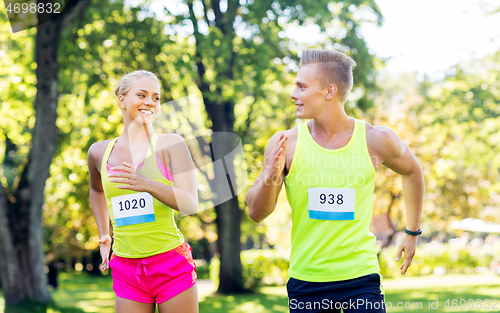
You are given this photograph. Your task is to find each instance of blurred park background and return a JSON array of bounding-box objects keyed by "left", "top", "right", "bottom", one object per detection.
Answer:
[{"left": 1, "top": 0, "right": 500, "bottom": 312}]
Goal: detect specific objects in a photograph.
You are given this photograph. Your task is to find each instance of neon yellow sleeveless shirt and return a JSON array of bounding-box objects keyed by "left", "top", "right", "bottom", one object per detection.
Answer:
[
  {"left": 101, "top": 133, "right": 184, "bottom": 258},
  {"left": 285, "top": 118, "right": 380, "bottom": 282}
]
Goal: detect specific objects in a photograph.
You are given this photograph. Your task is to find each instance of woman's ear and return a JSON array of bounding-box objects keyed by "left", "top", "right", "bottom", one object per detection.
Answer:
[
  {"left": 326, "top": 84, "right": 338, "bottom": 100},
  {"left": 118, "top": 95, "right": 125, "bottom": 109}
]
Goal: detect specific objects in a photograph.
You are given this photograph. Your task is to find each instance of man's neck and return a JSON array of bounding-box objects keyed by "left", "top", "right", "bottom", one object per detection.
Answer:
[{"left": 310, "top": 104, "right": 353, "bottom": 139}]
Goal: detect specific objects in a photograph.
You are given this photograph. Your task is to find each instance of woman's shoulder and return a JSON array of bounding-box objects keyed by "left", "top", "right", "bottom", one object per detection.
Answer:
[
  {"left": 87, "top": 139, "right": 116, "bottom": 171},
  {"left": 88, "top": 139, "right": 115, "bottom": 159}
]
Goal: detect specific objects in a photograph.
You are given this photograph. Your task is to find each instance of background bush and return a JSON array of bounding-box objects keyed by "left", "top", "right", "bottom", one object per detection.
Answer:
[
  {"left": 379, "top": 239, "right": 500, "bottom": 279},
  {"left": 209, "top": 249, "right": 289, "bottom": 291}
]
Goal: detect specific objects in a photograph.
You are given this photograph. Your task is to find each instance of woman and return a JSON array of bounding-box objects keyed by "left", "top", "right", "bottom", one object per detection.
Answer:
[{"left": 87, "top": 70, "right": 199, "bottom": 313}]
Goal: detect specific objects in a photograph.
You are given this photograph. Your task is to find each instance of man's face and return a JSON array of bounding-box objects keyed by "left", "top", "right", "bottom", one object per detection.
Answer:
[{"left": 290, "top": 63, "right": 328, "bottom": 119}]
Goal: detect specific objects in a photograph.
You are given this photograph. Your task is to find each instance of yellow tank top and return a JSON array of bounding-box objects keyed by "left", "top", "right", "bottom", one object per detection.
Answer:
[
  {"left": 101, "top": 133, "right": 184, "bottom": 258},
  {"left": 285, "top": 118, "right": 380, "bottom": 282}
]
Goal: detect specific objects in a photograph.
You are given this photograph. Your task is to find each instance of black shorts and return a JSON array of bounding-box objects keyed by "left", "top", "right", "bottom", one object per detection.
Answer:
[{"left": 287, "top": 273, "right": 386, "bottom": 313}]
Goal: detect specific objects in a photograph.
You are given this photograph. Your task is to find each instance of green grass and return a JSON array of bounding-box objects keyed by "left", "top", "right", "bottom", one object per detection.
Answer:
[
  {"left": 198, "top": 275, "right": 500, "bottom": 313},
  {"left": 51, "top": 272, "right": 115, "bottom": 313},
  {"left": 1, "top": 273, "right": 500, "bottom": 312},
  {"left": 0, "top": 272, "right": 113, "bottom": 313},
  {"left": 382, "top": 274, "right": 500, "bottom": 312},
  {"left": 199, "top": 289, "right": 288, "bottom": 313}
]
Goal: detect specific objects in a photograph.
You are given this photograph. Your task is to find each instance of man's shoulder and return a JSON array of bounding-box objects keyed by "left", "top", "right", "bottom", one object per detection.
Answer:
[
  {"left": 269, "top": 125, "right": 299, "bottom": 143},
  {"left": 365, "top": 122, "right": 400, "bottom": 142},
  {"left": 365, "top": 122, "right": 404, "bottom": 157},
  {"left": 283, "top": 125, "right": 299, "bottom": 139}
]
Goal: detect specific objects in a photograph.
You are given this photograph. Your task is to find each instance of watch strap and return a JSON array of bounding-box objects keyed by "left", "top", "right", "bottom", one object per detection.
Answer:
[{"left": 404, "top": 228, "right": 422, "bottom": 236}]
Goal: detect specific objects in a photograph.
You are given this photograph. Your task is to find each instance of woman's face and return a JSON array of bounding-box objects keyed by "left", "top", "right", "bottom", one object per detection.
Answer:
[{"left": 119, "top": 76, "right": 161, "bottom": 125}]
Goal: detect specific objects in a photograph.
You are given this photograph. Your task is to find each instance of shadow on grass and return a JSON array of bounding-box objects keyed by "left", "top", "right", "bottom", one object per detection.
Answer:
[{"left": 3, "top": 300, "right": 86, "bottom": 313}]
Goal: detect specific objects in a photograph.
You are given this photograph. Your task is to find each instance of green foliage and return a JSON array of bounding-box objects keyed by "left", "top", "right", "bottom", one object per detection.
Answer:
[
  {"left": 379, "top": 240, "right": 500, "bottom": 279},
  {"left": 196, "top": 263, "right": 210, "bottom": 279},
  {"left": 177, "top": 0, "right": 382, "bottom": 140},
  {"left": 210, "top": 249, "right": 289, "bottom": 291},
  {"left": 364, "top": 52, "right": 500, "bottom": 236},
  {"left": 0, "top": 9, "right": 36, "bottom": 190},
  {"left": 209, "top": 256, "right": 220, "bottom": 287},
  {"left": 413, "top": 52, "right": 500, "bottom": 227}
]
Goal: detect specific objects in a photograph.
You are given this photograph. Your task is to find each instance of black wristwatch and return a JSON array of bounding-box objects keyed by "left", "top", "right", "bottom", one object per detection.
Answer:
[{"left": 404, "top": 228, "right": 422, "bottom": 236}]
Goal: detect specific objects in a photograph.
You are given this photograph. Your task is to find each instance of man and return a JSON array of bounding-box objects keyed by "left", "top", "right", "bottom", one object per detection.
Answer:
[{"left": 246, "top": 49, "right": 424, "bottom": 313}]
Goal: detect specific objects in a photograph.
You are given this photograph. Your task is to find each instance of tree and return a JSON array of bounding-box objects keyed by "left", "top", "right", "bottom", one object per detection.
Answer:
[
  {"left": 362, "top": 52, "right": 500, "bottom": 242},
  {"left": 0, "top": 0, "right": 91, "bottom": 308},
  {"left": 415, "top": 53, "right": 500, "bottom": 228}
]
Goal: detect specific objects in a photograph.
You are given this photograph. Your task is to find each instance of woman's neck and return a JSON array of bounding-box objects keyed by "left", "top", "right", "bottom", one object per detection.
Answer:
[{"left": 120, "top": 121, "right": 155, "bottom": 145}]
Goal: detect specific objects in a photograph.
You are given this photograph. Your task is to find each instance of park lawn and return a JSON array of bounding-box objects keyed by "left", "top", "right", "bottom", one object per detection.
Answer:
[
  {"left": 199, "top": 275, "right": 500, "bottom": 313},
  {"left": 1, "top": 273, "right": 500, "bottom": 312},
  {"left": 382, "top": 274, "right": 500, "bottom": 312},
  {"left": 51, "top": 272, "right": 115, "bottom": 313}
]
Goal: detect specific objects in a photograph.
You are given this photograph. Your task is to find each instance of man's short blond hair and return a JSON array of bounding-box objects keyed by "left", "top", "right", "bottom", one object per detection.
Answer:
[{"left": 300, "top": 49, "right": 356, "bottom": 103}]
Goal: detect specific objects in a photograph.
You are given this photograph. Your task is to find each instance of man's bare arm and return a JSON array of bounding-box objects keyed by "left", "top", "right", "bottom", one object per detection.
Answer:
[
  {"left": 246, "top": 131, "right": 288, "bottom": 223},
  {"left": 370, "top": 126, "right": 424, "bottom": 274}
]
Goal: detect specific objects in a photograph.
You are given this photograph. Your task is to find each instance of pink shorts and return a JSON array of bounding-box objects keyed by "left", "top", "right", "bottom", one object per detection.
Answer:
[{"left": 109, "top": 242, "right": 197, "bottom": 303}]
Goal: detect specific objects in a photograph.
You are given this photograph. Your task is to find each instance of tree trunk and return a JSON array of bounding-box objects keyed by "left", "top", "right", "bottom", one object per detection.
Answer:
[
  {"left": 215, "top": 196, "right": 244, "bottom": 293},
  {"left": 206, "top": 100, "right": 245, "bottom": 293},
  {"left": 211, "top": 137, "right": 244, "bottom": 293},
  {"left": 0, "top": 16, "right": 62, "bottom": 305},
  {"left": 187, "top": 0, "right": 244, "bottom": 293},
  {"left": 0, "top": 0, "right": 91, "bottom": 308}
]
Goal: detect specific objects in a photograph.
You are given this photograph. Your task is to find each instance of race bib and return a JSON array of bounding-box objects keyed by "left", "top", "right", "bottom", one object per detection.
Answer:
[
  {"left": 111, "top": 192, "right": 155, "bottom": 227},
  {"left": 308, "top": 188, "right": 355, "bottom": 220}
]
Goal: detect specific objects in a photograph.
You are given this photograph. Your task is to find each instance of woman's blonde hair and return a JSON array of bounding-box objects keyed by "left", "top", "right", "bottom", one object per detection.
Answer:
[
  {"left": 300, "top": 49, "right": 356, "bottom": 104},
  {"left": 114, "top": 70, "right": 161, "bottom": 102}
]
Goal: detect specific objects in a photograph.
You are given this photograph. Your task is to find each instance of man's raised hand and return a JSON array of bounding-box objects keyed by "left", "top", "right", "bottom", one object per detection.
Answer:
[{"left": 264, "top": 134, "right": 288, "bottom": 183}]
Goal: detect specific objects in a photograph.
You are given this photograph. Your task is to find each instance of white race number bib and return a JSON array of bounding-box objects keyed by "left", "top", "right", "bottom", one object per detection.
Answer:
[
  {"left": 308, "top": 188, "right": 355, "bottom": 220},
  {"left": 111, "top": 192, "right": 155, "bottom": 227}
]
